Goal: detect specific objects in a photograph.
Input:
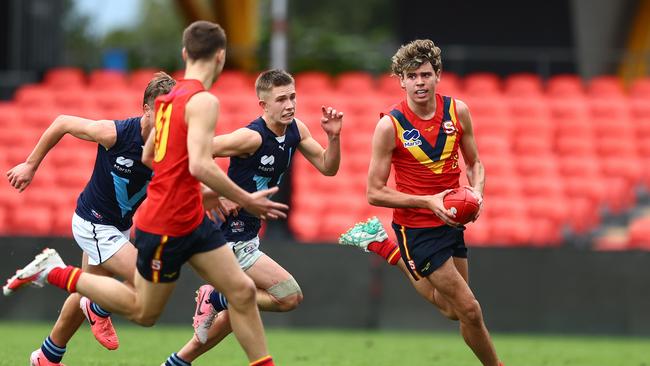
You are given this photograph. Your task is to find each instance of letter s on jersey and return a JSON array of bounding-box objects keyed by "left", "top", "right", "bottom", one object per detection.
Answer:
[{"left": 443, "top": 121, "right": 456, "bottom": 135}]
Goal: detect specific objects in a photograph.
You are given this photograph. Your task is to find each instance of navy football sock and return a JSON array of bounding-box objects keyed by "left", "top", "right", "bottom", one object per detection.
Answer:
[
  {"left": 208, "top": 290, "right": 228, "bottom": 312},
  {"left": 41, "top": 336, "right": 66, "bottom": 363},
  {"left": 90, "top": 301, "right": 111, "bottom": 318},
  {"left": 165, "top": 352, "right": 191, "bottom": 366}
]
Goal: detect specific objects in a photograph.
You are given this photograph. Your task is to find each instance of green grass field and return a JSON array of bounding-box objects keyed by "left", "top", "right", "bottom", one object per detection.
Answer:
[{"left": 1, "top": 322, "right": 649, "bottom": 365}]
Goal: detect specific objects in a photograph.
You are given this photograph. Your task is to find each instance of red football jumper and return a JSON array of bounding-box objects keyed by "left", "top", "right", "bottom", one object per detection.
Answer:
[
  {"left": 137, "top": 79, "right": 207, "bottom": 236},
  {"left": 382, "top": 94, "right": 464, "bottom": 228}
]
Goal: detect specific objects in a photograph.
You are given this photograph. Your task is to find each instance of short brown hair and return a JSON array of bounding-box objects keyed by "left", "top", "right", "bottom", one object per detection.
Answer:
[
  {"left": 391, "top": 39, "right": 442, "bottom": 77},
  {"left": 143, "top": 71, "right": 176, "bottom": 106},
  {"left": 255, "top": 69, "right": 294, "bottom": 98},
  {"left": 182, "top": 20, "right": 227, "bottom": 61}
]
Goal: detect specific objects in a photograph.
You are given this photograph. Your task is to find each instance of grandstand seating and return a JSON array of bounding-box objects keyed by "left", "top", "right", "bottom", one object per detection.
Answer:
[{"left": 1, "top": 67, "right": 649, "bottom": 250}]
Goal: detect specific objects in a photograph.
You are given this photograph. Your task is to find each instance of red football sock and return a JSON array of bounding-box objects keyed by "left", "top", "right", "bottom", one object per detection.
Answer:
[
  {"left": 368, "top": 238, "right": 401, "bottom": 265},
  {"left": 250, "top": 355, "right": 274, "bottom": 366},
  {"left": 47, "top": 266, "right": 82, "bottom": 293}
]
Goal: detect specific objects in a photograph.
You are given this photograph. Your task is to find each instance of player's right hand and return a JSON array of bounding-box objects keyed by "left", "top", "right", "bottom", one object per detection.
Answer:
[
  {"left": 244, "top": 186, "right": 289, "bottom": 220},
  {"left": 426, "top": 189, "right": 461, "bottom": 227},
  {"left": 6, "top": 162, "right": 36, "bottom": 192}
]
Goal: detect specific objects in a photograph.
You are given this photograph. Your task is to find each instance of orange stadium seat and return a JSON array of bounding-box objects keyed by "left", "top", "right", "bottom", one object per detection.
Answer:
[
  {"left": 558, "top": 156, "right": 600, "bottom": 178},
  {"left": 506, "top": 96, "right": 551, "bottom": 120},
  {"left": 628, "top": 217, "right": 650, "bottom": 249},
  {"left": 512, "top": 120, "right": 554, "bottom": 140},
  {"left": 89, "top": 69, "right": 128, "bottom": 90},
  {"left": 463, "top": 96, "right": 507, "bottom": 119},
  {"left": 595, "top": 135, "right": 638, "bottom": 158},
  {"left": 588, "top": 75, "right": 625, "bottom": 97},
  {"left": 0, "top": 206, "right": 8, "bottom": 235},
  {"left": 212, "top": 70, "right": 252, "bottom": 92},
  {"left": 526, "top": 197, "right": 569, "bottom": 227},
  {"left": 504, "top": 73, "right": 544, "bottom": 96},
  {"left": 464, "top": 218, "right": 491, "bottom": 246},
  {"left": 471, "top": 116, "right": 514, "bottom": 139},
  {"left": 295, "top": 71, "right": 333, "bottom": 94},
  {"left": 488, "top": 216, "right": 532, "bottom": 246},
  {"left": 52, "top": 88, "right": 96, "bottom": 113},
  {"left": 547, "top": 74, "right": 584, "bottom": 96},
  {"left": 463, "top": 72, "right": 501, "bottom": 96},
  {"left": 0, "top": 102, "right": 22, "bottom": 128},
  {"left": 587, "top": 97, "right": 630, "bottom": 121},
  {"left": 129, "top": 68, "right": 160, "bottom": 90},
  {"left": 512, "top": 135, "right": 553, "bottom": 157},
  {"left": 629, "top": 97, "right": 650, "bottom": 120},
  {"left": 377, "top": 73, "right": 403, "bottom": 98},
  {"left": 438, "top": 72, "right": 462, "bottom": 96},
  {"left": 9, "top": 203, "right": 52, "bottom": 236},
  {"left": 336, "top": 71, "right": 375, "bottom": 94},
  {"left": 527, "top": 217, "right": 563, "bottom": 246},
  {"left": 548, "top": 96, "right": 589, "bottom": 120},
  {"left": 563, "top": 177, "right": 607, "bottom": 206},
  {"left": 519, "top": 176, "right": 564, "bottom": 198},
  {"left": 14, "top": 85, "right": 56, "bottom": 109},
  {"left": 629, "top": 77, "right": 650, "bottom": 98},
  {"left": 44, "top": 67, "right": 85, "bottom": 89},
  {"left": 515, "top": 156, "right": 558, "bottom": 177},
  {"left": 555, "top": 135, "right": 596, "bottom": 157},
  {"left": 20, "top": 108, "right": 59, "bottom": 129}
]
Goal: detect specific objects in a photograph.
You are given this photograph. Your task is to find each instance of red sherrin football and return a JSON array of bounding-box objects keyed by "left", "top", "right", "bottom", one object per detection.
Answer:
[{"left": 443, "top": 187, "right": 480, "bottom": 225}]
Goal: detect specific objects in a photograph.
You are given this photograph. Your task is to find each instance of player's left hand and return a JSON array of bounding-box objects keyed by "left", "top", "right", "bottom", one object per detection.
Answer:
[
  {"left": 320, "top": 105, "right": 343, "bottom": 137},
  {"left": 463, "top": 185, "right": 483, "bottom": 221}
]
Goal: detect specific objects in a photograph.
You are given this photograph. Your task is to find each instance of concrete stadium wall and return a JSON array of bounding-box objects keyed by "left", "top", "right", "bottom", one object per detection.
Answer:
[{"left": 1, "top": 237, "right": 649, "bottom": 336}]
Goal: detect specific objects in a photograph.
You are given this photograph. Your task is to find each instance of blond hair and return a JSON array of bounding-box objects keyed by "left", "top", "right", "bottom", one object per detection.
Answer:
[{"left": 391, "top": 39, "right": 442, "bottom": 77}]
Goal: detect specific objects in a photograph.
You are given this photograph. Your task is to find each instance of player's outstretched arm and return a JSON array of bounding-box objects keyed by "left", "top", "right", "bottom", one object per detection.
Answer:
[
  {"left": 6, "top": 115, "right": 116, "bottom": 192},
  {"left": 296, "top": 106, "right": 343, "bottom": 176},
  {"left": 366, "top": 116, "right": 457, "bottom": 225},
  {"left": 211, "top": 128, "right": 262, "bottom": 158},
  {"left": 456, "top": 100, "right": 485, "bottom": 205},
  {"left": 186, "top": 92, "right": 288, "bottom": 220}
]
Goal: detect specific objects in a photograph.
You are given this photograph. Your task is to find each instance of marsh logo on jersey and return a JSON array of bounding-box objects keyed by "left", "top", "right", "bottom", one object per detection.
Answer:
[
  {"left": 116, "top": 156, "right": 134, "bottom": 167},
  {"left": 260, "top": 155, "right": 275, "bottom": 165},
  {"left": 402, "top": 129, "right": 422, "bottom": 148},
  {"left": 442, "top": 121, "right": 457, "bottom": 135},
  {"left": 114, "top": 156, "right": 134, "bottom": 173}
]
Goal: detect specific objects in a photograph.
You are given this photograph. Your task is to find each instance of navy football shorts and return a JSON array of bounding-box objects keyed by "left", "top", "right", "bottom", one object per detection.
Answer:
[
  {"left": 135, "top": 215, "right": 227, "bottom": 283},
  {"left": 391, "top": 223, "right": 468, "bottom": 280}
]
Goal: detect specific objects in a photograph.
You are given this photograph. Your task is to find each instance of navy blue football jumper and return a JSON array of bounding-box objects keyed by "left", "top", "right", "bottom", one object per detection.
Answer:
[
  {"left": 224, "top": 117, "right": 300, "bottom": 242},
  {"left": 75, "top": 117, "right": 152, "bottom": 231}
]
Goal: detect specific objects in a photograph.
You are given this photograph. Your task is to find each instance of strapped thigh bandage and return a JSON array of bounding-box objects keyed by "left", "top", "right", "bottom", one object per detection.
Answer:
[{"left": 267, "top": 277, "right": 302, "bottom": 298}]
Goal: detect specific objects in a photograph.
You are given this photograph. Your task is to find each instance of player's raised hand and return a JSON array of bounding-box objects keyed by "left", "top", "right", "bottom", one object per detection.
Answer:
[
  {"left": 243, "top": 186, "right": 289, "bottom": 220},
  {"left": 320, "top": 105, "right": 343, "bottom": 137},
  {"left": 6, "top": 162, "right": 37, "bottom": 192},
  {"left": 425, "top": 189, "right": 461, "bottom": 227}
]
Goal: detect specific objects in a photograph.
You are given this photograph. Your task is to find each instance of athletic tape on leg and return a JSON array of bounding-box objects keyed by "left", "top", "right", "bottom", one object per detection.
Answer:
[{"left": 267, "top": 277, "right": 302, "bottom": 298}]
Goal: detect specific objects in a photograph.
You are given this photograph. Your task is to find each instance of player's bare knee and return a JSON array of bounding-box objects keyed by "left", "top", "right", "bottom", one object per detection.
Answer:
[
  {"left": 131, "top": 313, "right": 158, "bottom": 327},
  {"left": 226, "top": 277, "right": 257, "bottom": 306},
  {"left": 458, "top": 299, "right": 483, "bottom": 326}
]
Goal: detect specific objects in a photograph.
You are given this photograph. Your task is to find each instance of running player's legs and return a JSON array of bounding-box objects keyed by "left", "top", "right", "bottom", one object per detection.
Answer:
[
  {"left": 394, "top": 255, "right": 468, "bottom": 320},
  {"left": 425, "top": 258, "right": 499, "bottom": 366},
  {"left": 42, "top": 238, "right": 138, "bottom": 363},
  {"left": 188, "top": 245, "right": 269, "bottom": 362},
  {"left": 48, "top": 253, "right": 107, "bottom": 347},
  {"left": 172, "top": 253, "right": 302, "bottom": 364}
]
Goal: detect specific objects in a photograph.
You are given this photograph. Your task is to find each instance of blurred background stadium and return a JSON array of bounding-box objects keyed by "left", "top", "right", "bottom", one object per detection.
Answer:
[{"left": 1, "top": 0, "right": 650, "bottom": 362}]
